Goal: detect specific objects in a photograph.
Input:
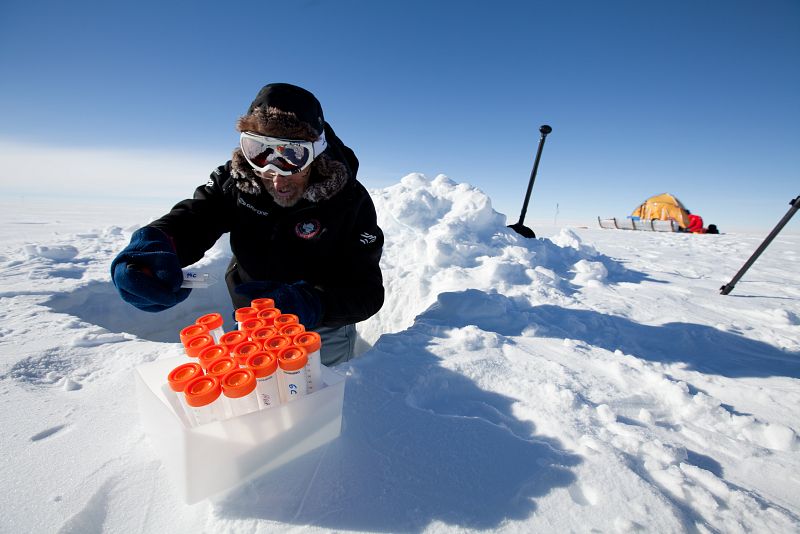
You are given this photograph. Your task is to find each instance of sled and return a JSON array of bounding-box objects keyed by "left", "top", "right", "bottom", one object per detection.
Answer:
[{"left": 597, "top": 216, "right": 681, "bottom": 232}]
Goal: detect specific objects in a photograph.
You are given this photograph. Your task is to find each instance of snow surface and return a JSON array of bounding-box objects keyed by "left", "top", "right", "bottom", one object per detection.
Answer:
[{"left": 1, "top": 174, "right": 799, "bottom": 533}]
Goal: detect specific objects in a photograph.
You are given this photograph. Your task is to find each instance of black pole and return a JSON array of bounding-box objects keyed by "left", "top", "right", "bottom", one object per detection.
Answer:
[
  {"left": 720, "top": 194, "right": 800, "bottom": 295},
  {"left": 508, "top": 124, "right": 552, "bottom": 239}
]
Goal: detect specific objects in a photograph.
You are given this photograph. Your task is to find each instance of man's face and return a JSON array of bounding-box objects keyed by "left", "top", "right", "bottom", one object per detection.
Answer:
[{"left": 256, "top": 166, "right": 311, "bottom": 207}]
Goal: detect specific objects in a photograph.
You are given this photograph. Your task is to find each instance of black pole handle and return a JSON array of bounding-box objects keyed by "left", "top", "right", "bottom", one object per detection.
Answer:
[
  {"left": 515, "top": 125, "right": 552, "bottom": 226},
  {"left": 720, "top": 194, "right": 800, "bottom": 295}
]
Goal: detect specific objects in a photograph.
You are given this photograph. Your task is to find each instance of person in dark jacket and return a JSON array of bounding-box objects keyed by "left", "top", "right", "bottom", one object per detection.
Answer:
[{"left": 110, "top": 83, "right": 384, "bottom": 365}]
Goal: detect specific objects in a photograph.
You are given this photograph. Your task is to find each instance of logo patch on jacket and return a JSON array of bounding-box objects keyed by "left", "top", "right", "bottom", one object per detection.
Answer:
[
  {"left": 296, "top": 220, "right": 322, "bottom": 239},
  {"left": 359, "top": 232, "right": 377, "bottom": 244}
]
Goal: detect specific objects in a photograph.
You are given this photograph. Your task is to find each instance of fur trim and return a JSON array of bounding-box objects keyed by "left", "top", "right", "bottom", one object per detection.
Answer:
[
  {"left": 230, "top": 148, "right": 262, "bottom": 194},
  {"left": 237, "top": 106, "right": 319, "bottom": 141},
  {"left": 303, "top": 154, "right": 349, "bottom": 202}
]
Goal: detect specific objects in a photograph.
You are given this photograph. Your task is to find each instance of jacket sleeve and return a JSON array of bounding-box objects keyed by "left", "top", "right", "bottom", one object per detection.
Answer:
[
  {"left": 148, "top": 164, "right": 236, "bottom": 267},
  {"left": 318, "top": 190, "right": 384, "bottom": 327}
]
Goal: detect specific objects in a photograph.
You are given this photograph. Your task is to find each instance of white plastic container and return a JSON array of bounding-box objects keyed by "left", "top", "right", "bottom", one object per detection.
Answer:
[
  {"left": 195, "top": 312, "right": 225, "bottom": 344},
  {"left": 246, "top": 352, "right": 281, "bottom": 409},
  {"left": 220, "top": 368, "right": 259, "bottom": 417},
  {"left": 134, "top": 356, "right": 345, "bottom": 504},
  {"left": 277, "top": 346, "right": 308, "bottom": 403},
  {"left": 293, "top": 331, "right": 322, "bottom": 393}
]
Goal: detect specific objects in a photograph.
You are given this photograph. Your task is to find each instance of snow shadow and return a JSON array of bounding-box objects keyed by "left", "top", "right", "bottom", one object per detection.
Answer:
[
  {"left": 43, "top": 278, "right": 236, "bottom": 343},
  {"left": 525, "top": 303, "right": 800, "bottom": 379},
  {"left": 215, "top": 291, "right": 581, "bottom": 532}
]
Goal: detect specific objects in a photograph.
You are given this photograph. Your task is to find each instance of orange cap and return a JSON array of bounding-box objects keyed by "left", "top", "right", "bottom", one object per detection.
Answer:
[
  {"left": 196, "top": 312, "right": 223, "bottom": 331},
  {"left": 279, "top": 323, "right": 305, "bottom": 336},
  {"left": 206, "top": 357, "right": 238, "bottom": 378},
  {"left": 197, "top": 344, "right": 230, "bottom": 369},
  {"left": 246, "top": 351, "right": 278, "bottom": 378},
  {"left": 221, "top": 368, "right": 257, "bottom": 398},
  {"left": 278, "top": 346, "right": 308, "bottom": 371},
  {"left": 240, "top": 317, "right": 265, "bottom": 336},
  {"left": 184, "top": 333, "right": 214, "bottom": 358},
  {"left": 167, "top": 362, "right": 204, "bottom": 392},
  {"left": 180, "top": 324, "right": 208, "bottom": 346},
  {"left": 184, "top": 375, "right": 221, "bottom": 407},
  {"left": 235, "top": 306, "right": 258, "bottom": 322},
  {"left": 251, "top": 326, "right": 277, "bottom": 343},
  {"left": 274, "top": 313, "right": 299, "bottom": 328},
  {"left": 255, "top": 308, "right": 281, "bottom": 325},
  {"left": 219, "top": 330, "right": 248, "bottom": 349},
  {"left": 232, "top": 340, "right": 261, "bottom": 365},
  {"left": 294, "top": 331, "right": 321, "bottom": 353},
  {"left": 264, "top": 334, "right": 292, "bottom": 354},
  {"left": 251, "top": 298, "right": 275, "bottom": 310}
]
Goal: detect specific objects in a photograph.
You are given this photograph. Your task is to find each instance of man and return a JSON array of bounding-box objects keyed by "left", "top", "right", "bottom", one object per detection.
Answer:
[{"left": 111, "top": 83, "right": 384, "bottom": 365}]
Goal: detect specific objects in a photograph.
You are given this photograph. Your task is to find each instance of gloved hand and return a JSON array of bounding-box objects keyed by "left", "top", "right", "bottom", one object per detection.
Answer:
[
  {"left": 235, "top": 280, "right": 324, "bottom": 328},
  {"left": 110, "top": 227, "right": 191, "bottom": 312}
]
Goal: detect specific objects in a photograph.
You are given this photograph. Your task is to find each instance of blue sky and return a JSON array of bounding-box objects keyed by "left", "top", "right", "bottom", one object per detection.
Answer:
[{"left": 1, "top": 0, "right": 798, "bottom": 232}]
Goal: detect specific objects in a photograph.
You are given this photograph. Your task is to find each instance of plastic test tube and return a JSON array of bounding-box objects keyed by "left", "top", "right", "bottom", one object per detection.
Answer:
[
  {"left": 184, "top": 333, "right": 214, "bottom": 359},
  {"left": 235, "top": 307, "right": 259, "bottom": 331},
  {"left": 220, "top": 368, "right": 259, "bottom": 417},
  {"left": 279, "top": 323, "right": 305, "bottom": 337},
  {"left": 250, "top": 298, "right": 275, "bottom": 311},
  {"left": 274, "top": 313, "right": 299, "bottom": 330},
  {"left": 205, "top": 357, "right": 238, "bottom": 380},
  {"left": 246, "top": 352, "right": 281, "bottom": 409},
  {"left": 231, "top": 340, "right": 261, "bottom": 367},
  {"left": 256, "top": 308, "right": 281, "bottom": 326},
  {"left": 167, "top": 362, "right": 204, "bottom": 423},
  {"left": 184, "top": 375, "right": 226, "bottom": 426},
  {"left": 277, "top": 346, "right": 308, "bottom": 403},
  {"left": 263, "top": 334, "right": 292, "bottom": 356},
  {"left": 219, "top": 330, "right": 248, "bottom": 354},
  {"left": 196, "top": 312, "right": 225, "bottom": 344},
  {"left": 251, "top": 326, "right": 278, "bottom": 346},
  {"left": 240, "top": 318, "right": 266, "bottom": 340},
  {"left": 294, "top": 331, "right": 322, "bottom": 393},
  {"left": 180, "top": 324, "right": 208, "bottom": 347},
  {"left": 197, "top": 344, "right": 230, "bottom": 370}
]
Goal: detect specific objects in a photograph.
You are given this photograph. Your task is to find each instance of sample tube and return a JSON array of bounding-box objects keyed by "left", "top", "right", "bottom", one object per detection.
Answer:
[
  {"left": 184, "top": 333, "right": 215, "bottom": 359},
  {"left": 277, "top": 346, "right": 308, "bottom": 403},
  {"left": 279, "top": 323, "right": 305, "bottom": 337},
  {"left": 195, "top": 312, "right": 225, "bottom": 344},
  {"left": 167, "top": 362, "right": 204, "bottom": 423},
  {"left": 251, "top": 326, "right": 278, "bottom": 347},
  {"left": 251, "top": 298, "right": 275, "bottom": 311},
  {"left": 294, "top": 331, "right": 322, "bottom": 393},
  {"left": 219, "top": 330, "right": 248, "bottom": 354},
  {"left": 220, "top": 368, "right": 259, "bottom": 417},
  {"left": 180, "top": 324, "right": 208, "bottom": 347},
  {"left": 246, "top": 352, "right": 281, "bottom": 409},
  {"left": 205, "top": 356, "right": 238, "bottom": 380},
  {"left": 263, "top": 334, "right": 292, "bottom": 356},
  {"left": 240, "top": 318, "right": 266, "bottom": 340},
  {"left": 197, "top": 344, "right": 230, "bottom": 370},
  {"left": 184, "top": 375, "right": 226, "bottom": 425},
  {"left": 274, "top": 313, "right": 299, "bottom": 330},
  {"left": 231, "top": 340, "right": 261, "bottom": 367},
  {"left": 256, "top": 308, "right": 281, "bottom": 326},
  {"left": 235, "top": 307, "right": 259, "bottom": 331}
]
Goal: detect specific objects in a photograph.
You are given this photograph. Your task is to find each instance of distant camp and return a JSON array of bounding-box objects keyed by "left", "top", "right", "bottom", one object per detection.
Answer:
[{"left": 598, "top": 192, "right": 718, "bottom": 233}]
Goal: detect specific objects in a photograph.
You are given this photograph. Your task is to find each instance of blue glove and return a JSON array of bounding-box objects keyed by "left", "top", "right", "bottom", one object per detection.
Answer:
[
  {"left": 235, "top": 280, "right": 324, "bottom": 328},
  {"left": 110, "top": 227, "right": 191, "bottom": 312}
]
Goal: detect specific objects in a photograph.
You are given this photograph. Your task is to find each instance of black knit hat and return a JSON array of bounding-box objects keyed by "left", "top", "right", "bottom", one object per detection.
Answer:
[{"left": 238, "top": 83, "right": 325, "bottom": 140}]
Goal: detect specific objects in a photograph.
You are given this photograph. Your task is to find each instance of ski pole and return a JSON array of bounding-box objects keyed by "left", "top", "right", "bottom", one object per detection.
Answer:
[
  {"left": 508, "top": 124, "right": 552, "bottom": 238},
  {"left": 720, "top": 194, "right": 799, "bottom": 295}
]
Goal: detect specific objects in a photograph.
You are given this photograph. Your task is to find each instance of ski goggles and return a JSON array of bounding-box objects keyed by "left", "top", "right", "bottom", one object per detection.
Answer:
[{"left": 239, "top": 131, "right": 327, "bottom": 175}]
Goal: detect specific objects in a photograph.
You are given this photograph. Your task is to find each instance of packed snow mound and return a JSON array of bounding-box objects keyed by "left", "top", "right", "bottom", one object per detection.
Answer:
[{"left": 360, "top": 173, "right": 637, "bottom": 344}]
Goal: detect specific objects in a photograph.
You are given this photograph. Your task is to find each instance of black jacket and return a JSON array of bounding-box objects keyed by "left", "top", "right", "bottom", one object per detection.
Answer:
[{"left": 149, "top": 132, "right": 384, "bottom": 328}]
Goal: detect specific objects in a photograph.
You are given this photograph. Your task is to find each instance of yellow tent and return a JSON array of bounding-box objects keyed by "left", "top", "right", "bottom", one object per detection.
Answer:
[{"left": 631, "top": 193, "right": 691, "bottom": 229}]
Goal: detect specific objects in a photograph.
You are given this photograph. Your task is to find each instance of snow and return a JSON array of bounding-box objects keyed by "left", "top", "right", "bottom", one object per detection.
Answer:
[{"left": 1, "top": 174, "right": 799, "bottom": 533}]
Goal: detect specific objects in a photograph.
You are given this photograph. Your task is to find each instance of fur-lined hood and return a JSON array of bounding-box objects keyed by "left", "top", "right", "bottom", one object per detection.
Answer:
[{"left": 228, "top": 83, "right": 358, "bottom": 202}]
